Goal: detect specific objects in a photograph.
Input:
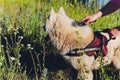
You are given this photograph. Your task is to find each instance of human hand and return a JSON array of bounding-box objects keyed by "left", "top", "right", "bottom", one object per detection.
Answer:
[{"left": 80, "top": 11, "right": 102, "bottom": 24}]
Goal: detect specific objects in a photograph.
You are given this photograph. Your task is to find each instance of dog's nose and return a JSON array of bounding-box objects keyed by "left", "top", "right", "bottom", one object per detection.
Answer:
[{"left": 43, "top": 24, "right": 46, "bottom": 31}]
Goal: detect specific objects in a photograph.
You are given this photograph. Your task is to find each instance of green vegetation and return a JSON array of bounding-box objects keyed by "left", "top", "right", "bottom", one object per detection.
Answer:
[{"left": 0, "top": 0, "right": 120, "bottom": 80}]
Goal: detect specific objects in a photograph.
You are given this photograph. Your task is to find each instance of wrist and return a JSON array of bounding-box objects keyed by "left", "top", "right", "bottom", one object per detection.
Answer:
[{"left": 95, "top": 11, "right": 103, "bottom": 18}]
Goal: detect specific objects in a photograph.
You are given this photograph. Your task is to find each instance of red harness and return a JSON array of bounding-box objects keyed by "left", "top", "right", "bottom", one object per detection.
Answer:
[
  {"left": 86, "top": 31, "right": 108, "bottom": 56},
  {"left": 66, "top": 31, "right": 111, "bottom": 57}
]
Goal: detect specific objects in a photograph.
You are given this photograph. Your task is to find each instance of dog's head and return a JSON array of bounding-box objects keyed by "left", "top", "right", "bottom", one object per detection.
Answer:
[
  {"left": 45, "top": 7, "right": 74, "bottom": 32},
  {"left": 45, "top": 7, "right": 94, "bottom": 55}
]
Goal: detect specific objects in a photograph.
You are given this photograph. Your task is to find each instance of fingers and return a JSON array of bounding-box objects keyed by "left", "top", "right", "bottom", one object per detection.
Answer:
[
  {"left": 80, "top": 15, "right": 97, "bottom": 25},
  {"left": 80, "top": 16, "right": 92, "bottom": 25},
  {"left": 80, "top": 11, "right": 102, "bottom": 25},
  {"left": 81, "top": 16, "right": 90, "bottom": 23},
  {"left": 86, "top": 20, "right": 97, "bottom": 24},
  {"left": 86, "top": 19, "right": 91, "bottom": 25}
]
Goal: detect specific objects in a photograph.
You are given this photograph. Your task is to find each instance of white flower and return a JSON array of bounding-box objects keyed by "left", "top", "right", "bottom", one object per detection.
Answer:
[
  {"left": 19, "top": 54, "right": 21, "bottom": 58},
  {"left": 18, "top": 63, "right": 21, "bottom": 66},
  {"left": 1, "top": 45, "right": 4, "bottom": 48},
  {"left": 10, "top": 57, "right": 15, "bottom": 61},
  {"left": 31, "top": 47, "right": 33, "bottom": 50},
  {"left": 20, "top": 44, "right": 24, "bottom": 47},
  {"left": 16, "top": 27, "right": 19, "bottom": 30},
  {"left": 27, "top": 44, "right": 31, "bottom": 49},
  {"left": 20, "top": 36, "right": 23, "bottom": 39},
  {"left": 27, "top": 44, "right": 31, "bottom": 47}
]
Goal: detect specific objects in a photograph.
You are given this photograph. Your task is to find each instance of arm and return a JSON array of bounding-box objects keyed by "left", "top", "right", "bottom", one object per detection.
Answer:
[
  {"left": 99, "top": 1, "right": 119, "bottom": 17},
  {"left": 81, "top": 1, "right": 119, "bottom": 24}
]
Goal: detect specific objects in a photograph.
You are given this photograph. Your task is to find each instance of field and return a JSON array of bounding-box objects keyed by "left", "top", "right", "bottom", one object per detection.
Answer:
[{"left": 0, "top": 0, "right": 120, "bottom": 80}]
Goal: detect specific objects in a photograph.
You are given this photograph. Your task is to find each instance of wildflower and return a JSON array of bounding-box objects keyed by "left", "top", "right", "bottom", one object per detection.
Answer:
[
  {"left": 18, "top": 36, "right": 24, "bottom": 42},
  {"left": 20, "top": 44, "right": 24, "bottom": 47},
  {"left": 27, "top": 44, "right": 31, "bottom": 47},
  {"left": 27, "top": 44, "right": 31, "bottom": 49},
  {"left": 20, "top": 36, "right": 23, "bottom": 39},
  {"left": 16, "top": 27, "right": 19, "bottom": 30},
  {"left": 13, "top": 28, "right": 19, "bottom": 34},
  {"left": 31, "top": 47, "right": 33, "bottom": 50},
  {"left": 19, "top": 54, "right": 21, "bottom": 58},
  {"left": 1, "top": 45, "right": 3, "bottom": 47},
  {"left": 18, "top": 62, "right": 21, "bottom": 66},
  {"left": 10, "top": 57, "right": 15, "bottom": 61},
  {"left": 27, "top": 44, "right": 34, "bottom": 50}
]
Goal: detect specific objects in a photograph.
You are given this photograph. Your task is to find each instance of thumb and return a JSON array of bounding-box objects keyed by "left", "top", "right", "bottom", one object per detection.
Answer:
[{"left": 86, "top": 20, "right": 91, "bottom": 24}]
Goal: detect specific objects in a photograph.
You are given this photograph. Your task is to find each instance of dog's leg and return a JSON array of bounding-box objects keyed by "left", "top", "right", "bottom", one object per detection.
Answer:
[{"left": 78, "top": 55, "right": 94, "bottom": 80}]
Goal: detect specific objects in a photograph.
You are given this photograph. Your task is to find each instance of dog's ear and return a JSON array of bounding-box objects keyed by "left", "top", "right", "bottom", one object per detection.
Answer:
[
  {"left": 58, "top": 7, "right": 69, "bottom": 20},
  {"left": 58, "top": 7, "right": 74, "bottom": 24},
  {"left": 58, "top": 7, "right": 66, "bottom": 15},
  {"left": 50, "top": 7, "right": 55, "bottom": 15},
  {"left": 49, "top": 7, "right": 56, "bottom": 21},
  {"left": 58, "top": 7, "right": 68, "bottom": 18}
]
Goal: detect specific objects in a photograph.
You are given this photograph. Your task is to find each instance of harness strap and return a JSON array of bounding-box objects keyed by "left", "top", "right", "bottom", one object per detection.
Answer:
[
  {"left": 86, "top": 31, "right": 108, "bottom": 56},
  {"left": 65, "top": 47, "right": 101, "bottom": 56},
  {"left": 65, "top": 31, "right": 108, "bottom": 57},
  {"left": 102, "top": 29, "right": 116, "bottom": 40}
]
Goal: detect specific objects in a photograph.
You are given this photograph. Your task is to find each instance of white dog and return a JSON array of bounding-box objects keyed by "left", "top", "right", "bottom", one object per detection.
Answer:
[{"left": 45, "top": 7, "right": 120, "bottom": 80}]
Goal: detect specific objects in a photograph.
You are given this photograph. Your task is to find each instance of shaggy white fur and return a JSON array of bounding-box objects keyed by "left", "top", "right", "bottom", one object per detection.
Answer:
[{"left": 46, "top": 7, "right": 120, "bottom": 80}]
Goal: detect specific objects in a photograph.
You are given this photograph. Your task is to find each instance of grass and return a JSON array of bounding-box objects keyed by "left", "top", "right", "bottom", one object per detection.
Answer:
[{"left": 0, "top": 0, "right": 120, "bottom": 80}]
